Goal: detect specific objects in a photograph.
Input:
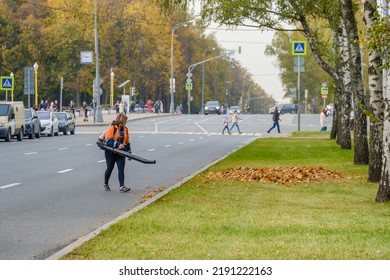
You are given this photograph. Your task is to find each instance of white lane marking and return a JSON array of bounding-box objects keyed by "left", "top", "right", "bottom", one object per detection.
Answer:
[
  {"left": 85, "top": 143, "right": 94, "bottom": 146},
  {"left": 178, "top": 142, "right": 184, "bottom": 144},
  {"left": 189, "top": 139, "right": 195, "bottom": 142},
  {"left": 58, "top": 148, "right": 69, "bottom": 151},
  {"left": 148, "top": 149, "right": 156, "bottom": 152},
  {"left": 57, "top": 169, "right": 74, "bottom": 174},
  {"left": 164, "top": 145, "right": 171, "bottom": 148},
  {"left": 0, "top": 183, "right": 21, "bottom": 190},
  {"left": 97, "top": 160, "right": 106, "bottom": 163},
  {"left": 195, "top": 122, "right": 208, "bottom": 133},
  {"left": 24, "top": 152, "right": 38, "bottom": 155}
]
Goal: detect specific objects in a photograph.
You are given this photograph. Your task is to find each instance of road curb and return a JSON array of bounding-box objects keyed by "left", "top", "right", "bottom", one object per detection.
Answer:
[{"left": 45, "top": 136, "right": 258, "bottom": 260}]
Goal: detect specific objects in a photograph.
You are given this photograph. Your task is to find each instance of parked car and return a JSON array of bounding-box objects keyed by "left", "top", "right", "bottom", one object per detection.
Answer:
[
  {"left": 36, "top": 110, "right": 59, "bottom": 137},
  {"left": 204, "top": 101, "right": 221, "bottom": 115},
  {"left": 53, "top": 111, "right": 76, "bottom": 135},
  {"left": 229, "top": 106, "right": 241, "bottom": 114},
  {"left": 24, "top": 108, "right": 41, "bottom": 139},
  {"left": 0, "top": 101, "right": 25, "bottom": 142},
  {"left": 269, "top": 104, "right": 296, "bottom": 114}
]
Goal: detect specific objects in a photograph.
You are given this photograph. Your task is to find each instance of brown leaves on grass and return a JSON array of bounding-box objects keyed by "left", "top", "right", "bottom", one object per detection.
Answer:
[
  {"left": 204, "top": 166, "right": 344, "bottom": 186},
  {"left": 140, "top": 187, "right": 167, "bottom": 203}
]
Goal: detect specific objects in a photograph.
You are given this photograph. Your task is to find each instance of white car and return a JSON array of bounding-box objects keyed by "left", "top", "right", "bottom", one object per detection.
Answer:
[
  {"left": 229, "top": 106, "right": 241, "bottom": 114},
  {"left": 36, "top": 110, "right": 59, "bottom": 137}
]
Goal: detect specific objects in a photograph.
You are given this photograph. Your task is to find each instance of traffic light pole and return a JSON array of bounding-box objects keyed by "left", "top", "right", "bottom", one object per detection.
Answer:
[{"left": 186, "top": 50, "right": 235, "bottom": 114}]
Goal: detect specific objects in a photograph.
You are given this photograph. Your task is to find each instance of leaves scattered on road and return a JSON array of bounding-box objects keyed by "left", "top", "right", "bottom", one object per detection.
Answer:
[
  {"left": 141, "top": 187, "right": 167, "bottom": 203},
  {"left": 204, "top": 166, "right": 344, "bottom": 186}
]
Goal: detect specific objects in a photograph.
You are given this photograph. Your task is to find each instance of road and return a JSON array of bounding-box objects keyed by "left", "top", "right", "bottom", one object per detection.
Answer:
[{"left": 0, "top": 113, "right": 328, "bottom": 259}]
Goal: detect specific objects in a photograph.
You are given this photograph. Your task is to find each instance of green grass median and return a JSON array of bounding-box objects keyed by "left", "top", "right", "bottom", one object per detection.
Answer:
[{"left": 63, "top": 134, "right": 389, "bottom": 260}]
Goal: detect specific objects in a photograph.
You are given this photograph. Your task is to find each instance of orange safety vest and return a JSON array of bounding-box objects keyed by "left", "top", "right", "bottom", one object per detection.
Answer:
[{"left": 105, "top": 124, "right": 130, "bottom": 144}]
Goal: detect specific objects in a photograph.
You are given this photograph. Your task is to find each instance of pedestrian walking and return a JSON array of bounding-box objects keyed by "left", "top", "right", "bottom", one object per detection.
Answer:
[
  {"left": 69, "top": 100, "right": 75, "bottom": 119},
  {"left": 103, "top": 113, "right": 132, "bottom": 193},
  {"left": 82, "top": 101, "right": 88, "bottom": 122},
  {"left": 320, "top": 108, "right": 328, "bottom": 131},
  {"left": 267, "top": 106, "right": 281, "bottom": 133},
  {"left": 222, "top": 115, "right": 231, "bottom": 135},
  {"left": 230, "top": 110, "right": 242, "bottom": 134}
]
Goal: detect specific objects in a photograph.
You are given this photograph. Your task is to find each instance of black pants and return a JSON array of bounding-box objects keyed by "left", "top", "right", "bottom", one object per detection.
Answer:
[{"left": 104, "top": 151, "right": 126, "bottom": 187}]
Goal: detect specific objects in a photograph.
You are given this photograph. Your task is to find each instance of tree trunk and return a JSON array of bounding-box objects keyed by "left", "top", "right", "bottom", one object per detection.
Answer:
[
  {"left": 376, "top": 96, "right": 390, "bottom": 201},
  {"left": 364, "top": 0, "right": 384, "bottom": 182},
  {"left": 338, "top": 23, "right": 352, "bottom": 149},
  {"left": 340, "top": 0, "right": 369, "bottom": 163}
]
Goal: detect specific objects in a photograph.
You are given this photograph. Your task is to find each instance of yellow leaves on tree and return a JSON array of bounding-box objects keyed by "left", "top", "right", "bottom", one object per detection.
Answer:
[{"left": 204, "top": 166, "right": 344, "bottom": 186}]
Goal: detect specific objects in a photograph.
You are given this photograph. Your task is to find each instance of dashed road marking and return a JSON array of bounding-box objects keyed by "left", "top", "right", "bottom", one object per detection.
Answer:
[
  {"left": 57, "top": 169, "right": 74, "bottom": 174},
  {"left": 24, "top": 152, "right": 38, "bottom": 155},
  {"left": 0, "top": 183, "right": 21, "bottom": 190}
]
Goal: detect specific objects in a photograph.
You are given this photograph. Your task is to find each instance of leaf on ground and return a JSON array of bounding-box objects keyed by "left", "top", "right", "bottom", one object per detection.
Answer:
[
  {"left": 203, "top": 166, "right": 344, "bottom": 186},
  {"left": 140, "top": 187, "right": 167, "bottom": 203}
]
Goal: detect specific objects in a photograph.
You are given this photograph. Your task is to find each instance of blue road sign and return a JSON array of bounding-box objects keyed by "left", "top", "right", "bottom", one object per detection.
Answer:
[
  {"left": 0, "top": 76, "right": 14, "bottom": 90},
  {"left": 292, "top": 41, "right": 306, "bottom": 56}
]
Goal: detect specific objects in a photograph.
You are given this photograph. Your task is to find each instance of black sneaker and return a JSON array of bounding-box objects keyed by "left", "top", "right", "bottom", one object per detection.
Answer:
[
  {"left": 104, "top": 184, "right": 111, "bottom": 191},
  {"left": 120, "top": 186, "right": 131, "bottom": 192}
]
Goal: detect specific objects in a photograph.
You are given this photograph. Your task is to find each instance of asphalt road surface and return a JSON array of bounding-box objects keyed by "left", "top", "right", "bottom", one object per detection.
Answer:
[{"left": 0, "top": 113, "right": 328, "bottom": 259}]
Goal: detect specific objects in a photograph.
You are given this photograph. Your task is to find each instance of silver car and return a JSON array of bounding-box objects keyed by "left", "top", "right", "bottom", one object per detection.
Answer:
[{"left": 53, "top": 111, "right": 76, "bottom": 135}]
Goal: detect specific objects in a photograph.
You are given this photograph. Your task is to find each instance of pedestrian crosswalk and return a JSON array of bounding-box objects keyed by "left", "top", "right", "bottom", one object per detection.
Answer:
[{"left": 78, "top": 130, "right": 262, "bottom": 137}]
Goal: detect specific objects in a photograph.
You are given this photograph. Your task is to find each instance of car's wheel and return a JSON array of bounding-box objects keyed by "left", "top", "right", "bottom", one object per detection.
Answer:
[
  {"left": 5, "top": 129, "right": 11, "bottom": 142},
  {"left": 281, "top": 110, "right": 285, "bottom": 114},
  {"left": 63, "top": 126, "right": 68, "bottom": 135},
  {"left": 28, "top": 126, "right": 34, "bottom": 139},
  {"left": 35, "top": 126, "right": 41, "bottom": 138},
  {"left": 17, "top": 129, "right": 23, "bottom": 141},
  {"left": 49, "top": 127, "right": 53, "bottom": 137}
]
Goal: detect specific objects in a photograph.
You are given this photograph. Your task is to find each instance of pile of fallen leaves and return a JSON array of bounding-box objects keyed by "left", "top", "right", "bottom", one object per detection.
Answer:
[{"left": 204, "top": 166, "right": 344, "bottom": 186}]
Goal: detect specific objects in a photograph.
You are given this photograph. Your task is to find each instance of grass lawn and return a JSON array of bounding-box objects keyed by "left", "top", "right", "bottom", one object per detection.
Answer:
[{"left": 62, "top": 136, "right": 390, "bottom": 260}]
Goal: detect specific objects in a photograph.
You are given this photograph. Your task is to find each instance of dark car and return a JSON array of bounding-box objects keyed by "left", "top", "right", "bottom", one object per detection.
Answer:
[
  {"left": 269, "top": 104, "right": 296, "bottom": 114},
  {"left": 24, "top": 108, "right": 41, "bottom": 139},
  {"left": 53, "top": 111, "right": 76, "bottom": 135},
  {"left": 204, "top": 101, "right": 221, "bottom": 115}
]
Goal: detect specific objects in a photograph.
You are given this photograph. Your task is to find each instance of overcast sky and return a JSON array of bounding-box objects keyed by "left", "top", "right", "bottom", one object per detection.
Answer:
[{"left": 205, "top": 25, "right": 285, "bottom": 101}]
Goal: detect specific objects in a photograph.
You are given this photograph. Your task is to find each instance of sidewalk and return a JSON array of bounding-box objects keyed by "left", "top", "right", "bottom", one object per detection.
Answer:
[{"left": 74, "top": 111, "right": 169, "bottom": 127}]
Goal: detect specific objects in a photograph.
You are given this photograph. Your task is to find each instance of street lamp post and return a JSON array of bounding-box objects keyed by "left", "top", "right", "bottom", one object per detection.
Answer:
[
  {"left": 186, "top": 50, "right": 235, "bottom": 114},
  {"left": 10, "top": 72, "right": 14, "bottom": 101},
  {"left": 60, "top": 77, "right": 63, "bottom": 111},
  {"left": 94, "top": 0, "right": 103, "bottom": 122},
  {"left": 110, "top": 69, "right": 114, "bottom": 108},
  {"left": 170, "top": 20, "right": 194, "bottom": 114},
  {"left": 33, "top": 62, "right": 38, "bottom": 106}
]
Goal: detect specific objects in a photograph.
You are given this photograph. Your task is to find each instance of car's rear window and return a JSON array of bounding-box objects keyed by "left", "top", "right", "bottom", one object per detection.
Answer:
[
  {"left": 37, "top": 111, "right": 50, "bottom": 120},
  {"left": 25, "top": 110, "right": 32, "bottom": 118},
  {"left": 55, "top": 113, "right": 66, "bottom": 120}
]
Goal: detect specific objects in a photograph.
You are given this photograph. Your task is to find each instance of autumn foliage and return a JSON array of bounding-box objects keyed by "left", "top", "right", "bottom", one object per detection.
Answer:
[{"left": 204, "top": 166, "right": 344, "bottom": 186}]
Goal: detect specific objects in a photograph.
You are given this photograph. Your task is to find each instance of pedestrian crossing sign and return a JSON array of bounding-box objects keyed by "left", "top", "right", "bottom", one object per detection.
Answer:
[
  {"left": 0, "top": 76, "right": 14, "bottom": 90},
  {"left": 292, "top": 41, "right": 306, "bottom": 56},
  {"left": 186, "top": 82, "right": 193, "bottom": 90}
]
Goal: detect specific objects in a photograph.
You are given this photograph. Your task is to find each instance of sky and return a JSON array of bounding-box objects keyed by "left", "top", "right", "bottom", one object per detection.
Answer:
[
  {"left": 190, "top": 3, "right": 285, "bottom": 101},
  {"left": 205, "top": 25, "right": 285, "bottom": 101}
]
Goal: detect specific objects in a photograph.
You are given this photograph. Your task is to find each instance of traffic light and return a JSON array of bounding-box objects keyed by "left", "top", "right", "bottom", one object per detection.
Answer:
[{"left": 131, "top": 87, "right": 136, "bottom": 96}]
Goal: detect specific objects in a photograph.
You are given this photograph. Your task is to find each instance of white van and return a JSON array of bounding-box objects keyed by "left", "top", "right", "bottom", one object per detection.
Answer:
[{"left": 0, "top": 101, "right": 25, "bottom": 142}]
